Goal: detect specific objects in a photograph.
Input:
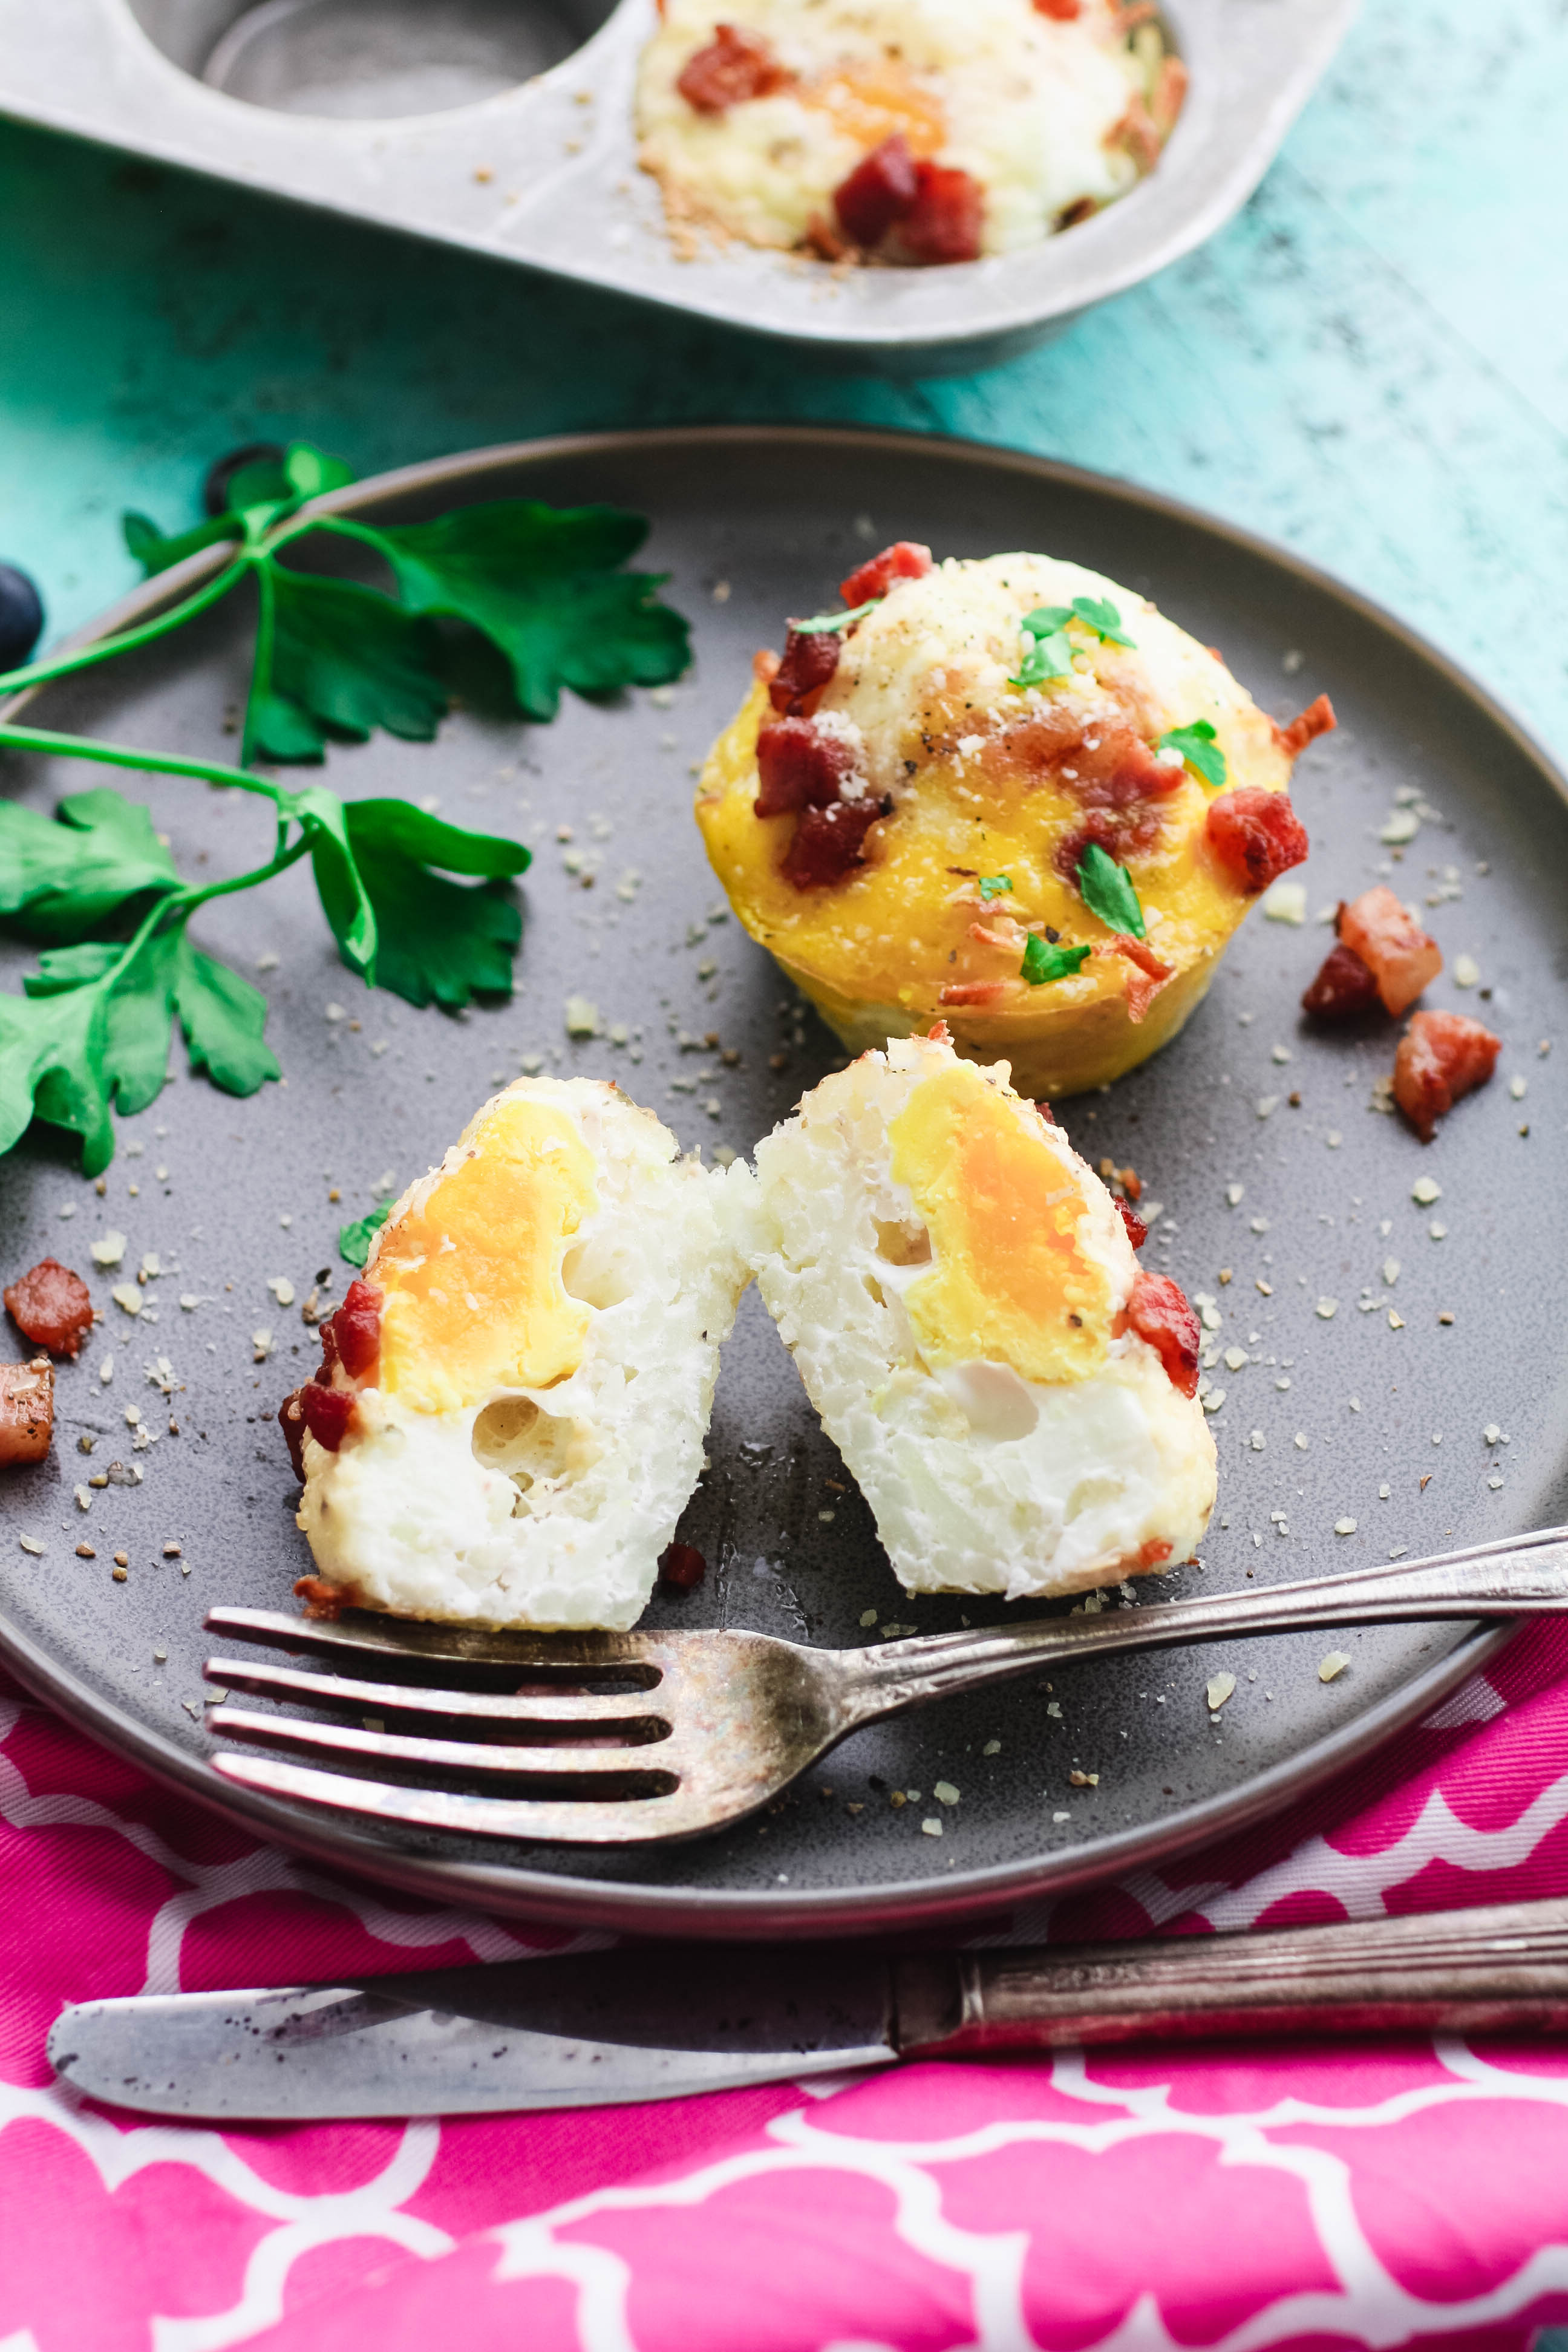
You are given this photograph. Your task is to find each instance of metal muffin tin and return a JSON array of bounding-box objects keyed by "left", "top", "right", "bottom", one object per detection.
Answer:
[{"left": 0, "top": 0, "right": 1354, "bottom": 372}]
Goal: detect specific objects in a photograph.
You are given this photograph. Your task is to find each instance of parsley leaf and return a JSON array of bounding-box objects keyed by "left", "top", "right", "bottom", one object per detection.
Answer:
[
  {"left": 1069, "top": 594, "right": 1135, "bottom": 647},
  {"left": 26, "top": 936, "right": 174, "bottom": 1115},
  {"left": 247, "top": 568, "right": 448, "bottom": 763},
  {"left": 978, "top": 874, "right": 1013, "bottom": 902},
  {"left": 0, "top": 977, "right": 114, "bottom": 1174},
  {"left": 0, "top": 788, "right": 177, "bottom": 938},
  {"left": 123, "top": 510, "right": 246, "bottom": 580},
  {"left": 176, "top": 939, "right": 280, "bottom": 1094},
  {"left": 113, "top": 469, "right": 691, "bottom": 762},
  {"left": 360, "top": 503, "right": 690, "bottom": 722},
  {"left": 1076, "top": 841, "right": 1147, "bottom": 938},
  {"left": 336, "top": 801, "right": 529, "bottom": 1010},
  {"left": 1159, "top": 719, "right": 1227, "bottom": 789},
  {"left": 1010, "top": 597, "right": 1135, "bottom": 688},
  {"left": 339, "top": 1202, "right": 390, "bottom": 1269},
  {"left": 1010, "top": 628, "right": 1074, "bottom": 690},
  {"left": 124, "top": 440, "right": 358, "bottom": 580},
  {"left": 280, "top": 442, "right": 356, "bottom": 502},
  {"left": 25, "top": 925, "right": 278, "bottom": 1112},
  {"left": 0, "top": 782, "right": 292, "bottom": 1166},
  {"left": 791, "top": 599, "right": 882, "bottom": 634},
  {"left": 296, "top": 786, "right": 379, "bottom": 982},
  {"left": 1021, "top": 935, "right": 1091, "bottom": 987},
  {"left": 306, "top": 799, "right": 531, "bottom": 1007}
]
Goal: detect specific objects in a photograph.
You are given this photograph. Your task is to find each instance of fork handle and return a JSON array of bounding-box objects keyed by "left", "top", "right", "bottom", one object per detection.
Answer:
[
  {"left": 842, "top": 1528, "right": 1568, "bottom": 1720},
  {"left": 893, "top": 1894, "right": 1568, "bottom": 2053}
]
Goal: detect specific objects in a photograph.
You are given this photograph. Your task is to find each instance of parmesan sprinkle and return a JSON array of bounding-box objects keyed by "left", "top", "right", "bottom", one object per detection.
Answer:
[{"left": 1261, "top": 881, "right": 1307, "bottom": 925}]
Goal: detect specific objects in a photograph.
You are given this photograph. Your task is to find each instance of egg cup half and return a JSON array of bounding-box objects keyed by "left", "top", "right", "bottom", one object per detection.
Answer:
[{"left": 748, "top": 1025, "right": 1217, "bottom": 1598}]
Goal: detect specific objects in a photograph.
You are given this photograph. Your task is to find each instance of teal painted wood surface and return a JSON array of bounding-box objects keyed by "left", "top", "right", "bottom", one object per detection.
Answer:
[{"left": 1, "top": 0, "right": 1565, "bottom": 757}]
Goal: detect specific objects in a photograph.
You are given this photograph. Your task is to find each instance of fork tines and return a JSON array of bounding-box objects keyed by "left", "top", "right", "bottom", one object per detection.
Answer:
[{"left": 201, "top": 1606, "right": 696, "bottom": 1844}]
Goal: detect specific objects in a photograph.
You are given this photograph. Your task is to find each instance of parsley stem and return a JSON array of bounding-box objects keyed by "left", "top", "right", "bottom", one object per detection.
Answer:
[
  {"left": 0, "top": 719, "right": 283, "bottom": 807},
  {"left": 99, "top": 883, "right": 188, "bottom": 995},
  {"left": 84, "top": 834, "right": 310, "bottom": 1007},
  {"left": 304, "top": 516, "right": 390, "bottom": 558},
  {"left": 171, "top": 832, "right": 312, "bottom": 918},
  {"left": 0, "top": 554, "right": 251, "bottom": 703},
  {"left": 241, "top": 558, "right": 278, "bottom": 769}
]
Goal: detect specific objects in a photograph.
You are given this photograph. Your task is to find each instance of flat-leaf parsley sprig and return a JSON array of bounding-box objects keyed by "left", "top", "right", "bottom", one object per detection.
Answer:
[
  {"left": 1158, "top": 719, "right": 1227, "bottom": 790},
  {"left": 0, "top": 440, "right": 691, "bottom": 1170}
]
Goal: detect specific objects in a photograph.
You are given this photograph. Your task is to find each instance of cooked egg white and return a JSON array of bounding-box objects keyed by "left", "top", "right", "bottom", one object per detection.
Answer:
[
  {"left": 637, "top": 0, "right": 1168, "bottom": 260},
  {"left": 748, "top": 1028, "right": 1215, "bottom": 1598},
  {"left": 697, "top": 549, "right": 1297, "bottom": 1097},
  {"left": 296, "top": 1077, "right": 750, "bottom": 1630}
]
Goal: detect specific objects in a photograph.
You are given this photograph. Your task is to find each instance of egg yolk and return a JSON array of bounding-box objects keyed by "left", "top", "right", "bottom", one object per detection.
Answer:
[
  {"left": 799, "top": 64, "right": 947, "bottom": 159},
  {"left": 887, "top": 1061, "right": 1114, "bottom": 1385},
  {"left": 373, "top": 1096, "right": 599, "bottom": 1416}
]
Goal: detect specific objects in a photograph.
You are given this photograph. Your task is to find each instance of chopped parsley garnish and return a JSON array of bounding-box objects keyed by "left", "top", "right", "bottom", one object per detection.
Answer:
[
  {"left": 1010, "top": 610, "right": 1074, "bottom": 690},
  {"left": 1076, "top": 841, "right": 1147, "bottom": 939},
  {"left": 791, "top": 598, "right": 882, "bottom": 635},
  {"left": 0, "top": 438, "right": 692, "bottom": 1169},
  {"left": 978, "top": 874, "right": 1013, "bottom": 902},
  {"left": 1021, "top": 935, "right": 1092, "bottom": 987},
  {"left": 1159, "top": 719, "right": 1227, "bottom": 789},
  {"left": 339, "top": 1202, "right": 391, "bottom": 1268},
  {"left": 1067, "top": 594, "right": 1135, "bottom": 647},
  {"left": 1009, "top": 594, "right": 1135, "bottom": 690}
]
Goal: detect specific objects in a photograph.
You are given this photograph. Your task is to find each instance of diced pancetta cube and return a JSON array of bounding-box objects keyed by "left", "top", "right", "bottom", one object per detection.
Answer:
[
  {"left": 1338, "top": 886, "right": 1442, "bottom": 1016},
  {"left": 0, "top": 1358, "right": 53, "bottom": 1467},
  {"left": 1393, "top": 1010, "right": 1500, "bottom": 1140}
]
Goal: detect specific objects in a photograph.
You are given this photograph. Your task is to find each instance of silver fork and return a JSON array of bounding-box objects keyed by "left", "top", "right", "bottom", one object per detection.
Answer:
[{"left": 204, "top": 1527, "right": 1568, "bottom": 1844}]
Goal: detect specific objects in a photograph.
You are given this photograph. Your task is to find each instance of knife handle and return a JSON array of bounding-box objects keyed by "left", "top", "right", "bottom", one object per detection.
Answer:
[{"left": 893, "top": 1896, "right": 1568, "bottom": 2053}]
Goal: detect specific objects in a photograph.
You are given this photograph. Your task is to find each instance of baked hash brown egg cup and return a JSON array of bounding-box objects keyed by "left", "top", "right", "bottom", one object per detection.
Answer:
[
  {"left": 696, "top": 540, "right": 1332, "bottom": 1099},
  {"left": 749, "top": 1026, "right": 1216, "bottom": 1599},
  {"left": 636, "top": 0, "right": 1184, "bottom": 266},
  {"left": 281, "top": 1077, "right": 750, "bottom": 1631}
]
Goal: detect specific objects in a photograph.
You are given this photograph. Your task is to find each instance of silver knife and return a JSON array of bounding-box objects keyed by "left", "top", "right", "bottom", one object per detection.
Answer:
[{"left": 49, "top": 1895, "right": 1568, "bottom": 2121}]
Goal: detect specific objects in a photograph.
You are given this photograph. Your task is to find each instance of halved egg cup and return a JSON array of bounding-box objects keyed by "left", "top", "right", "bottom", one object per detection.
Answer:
[{"left": 0, "top": 0, "right": 1354, "bottom": 373}]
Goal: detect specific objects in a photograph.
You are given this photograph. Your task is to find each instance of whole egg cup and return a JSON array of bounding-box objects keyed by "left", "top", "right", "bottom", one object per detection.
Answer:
[
  {"left": 0, "top": 0, "right": 1354, "bottom": 374},
  {"left": 695, "top": 547, "right": 1327, "bottom": 1098}
]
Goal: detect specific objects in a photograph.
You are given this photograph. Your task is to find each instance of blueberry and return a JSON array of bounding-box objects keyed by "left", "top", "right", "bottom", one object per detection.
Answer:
[
  {"left": 203, "top": 442, "right": 287, "bottom": 518},
  {"left": 0, "top": 563, "right": 44, "bottom": 673}
]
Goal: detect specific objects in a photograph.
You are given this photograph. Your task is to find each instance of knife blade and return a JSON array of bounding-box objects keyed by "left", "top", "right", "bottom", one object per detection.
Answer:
[
  {"left": 48, "top": 1895, "right": 1568, "bottom": 2121},
  {"left": 47, "top": 1947, "right": 900, "bottom": 2119}
]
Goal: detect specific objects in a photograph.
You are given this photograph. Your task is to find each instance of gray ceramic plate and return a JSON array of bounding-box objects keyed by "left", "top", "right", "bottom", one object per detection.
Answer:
[
  {"left": 0, "top": 0, "right": 1354, "bottom": 373},
  {"left": 1, "top": 427, "right": 1564, "bottom": 1941}
]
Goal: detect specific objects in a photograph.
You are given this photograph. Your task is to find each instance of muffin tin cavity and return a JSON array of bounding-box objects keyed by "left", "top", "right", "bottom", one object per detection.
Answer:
[{"left": 126, "top": 0, "right": 613, "bottom": 118}]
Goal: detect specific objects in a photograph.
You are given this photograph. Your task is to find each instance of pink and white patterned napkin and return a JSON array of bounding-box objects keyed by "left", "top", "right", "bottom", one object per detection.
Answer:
[{"left": 3, "top": 1623, "right": 1567, "bottom": 2351}]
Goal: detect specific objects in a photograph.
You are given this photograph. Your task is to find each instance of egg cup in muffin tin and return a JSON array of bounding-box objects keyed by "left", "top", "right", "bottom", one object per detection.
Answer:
[{"left": 0, "top": 0, "right": 1353, "bottom": 374}]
